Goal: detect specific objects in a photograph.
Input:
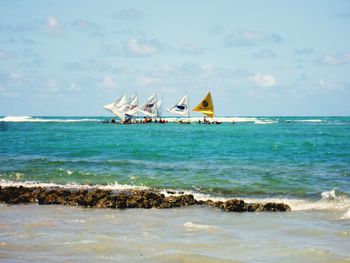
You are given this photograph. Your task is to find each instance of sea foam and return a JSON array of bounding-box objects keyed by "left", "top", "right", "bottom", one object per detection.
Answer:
[
  {"left": 161, "top": 188, "right": 350, "bottom": 212},
  {"left": 184, "top": 222, "right": 218, "bottom": 232},
  {"left": 0, "top": 116, "right": 100, "bottom": 122},
  {"left": 0, "top": 180, "right": 149, "bottom": 191},
  {"left": 340, "top": 209, "right": 350, "bottom": 219}
]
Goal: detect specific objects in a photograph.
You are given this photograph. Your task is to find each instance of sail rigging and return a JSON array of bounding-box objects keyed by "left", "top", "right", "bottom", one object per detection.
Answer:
[{"left": 192, "top": 91, "right": 214, "bottom": 118}]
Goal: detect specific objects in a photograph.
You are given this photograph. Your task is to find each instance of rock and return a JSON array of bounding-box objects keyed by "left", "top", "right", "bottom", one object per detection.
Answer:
[
  {"left": 246, "top": 203, "right": 262, "bottom": 212},
  {"left": 0, "top": 186, "right": 291, "bottom": 212},
  {"left": 262, "top": 202, "right": 291, "bottom": 212},
  {"left": 222, "top": 199, "right": 246, "bottom": 212}
]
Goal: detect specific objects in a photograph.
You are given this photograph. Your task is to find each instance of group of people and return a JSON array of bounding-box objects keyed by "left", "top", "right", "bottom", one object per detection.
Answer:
[
  {"left": 198, "top": 117, "right": 222, "bottom": 125},
  {"left": 107, "top": 116, "right": 222, "bottom": 125},
  {"left": 108, "top": 117, "right": 168, "bottom": 124}
]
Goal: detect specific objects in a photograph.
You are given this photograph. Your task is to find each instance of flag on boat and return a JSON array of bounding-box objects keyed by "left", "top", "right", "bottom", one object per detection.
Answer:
[
  {"left": 138, "top": 93, "right": 157, "bottom": 117},
  {"left": 167, "top": 95, "right": 189, "bottom": 117},
  {"left": 192, "top": 91, "right": 214, "bottom": 118}
]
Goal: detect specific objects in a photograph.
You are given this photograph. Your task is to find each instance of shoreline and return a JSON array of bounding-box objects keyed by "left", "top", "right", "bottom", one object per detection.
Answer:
[{"left": 0, "top": 185, "right": 290, "bottom": 212}]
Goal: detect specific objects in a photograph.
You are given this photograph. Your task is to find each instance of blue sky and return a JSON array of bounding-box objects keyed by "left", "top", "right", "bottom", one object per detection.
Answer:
[{"left": 0, "top": 0, "right": 349, "bottom": 116}]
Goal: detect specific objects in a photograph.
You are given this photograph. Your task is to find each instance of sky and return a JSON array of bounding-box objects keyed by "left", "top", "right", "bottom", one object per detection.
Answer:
[{"left": 0, "top": 0, "right": 350, "bottom": 116}]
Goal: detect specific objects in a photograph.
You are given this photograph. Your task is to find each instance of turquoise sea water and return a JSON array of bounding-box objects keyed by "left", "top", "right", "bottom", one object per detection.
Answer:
[
  {"left": 1, "top": 116, "right": 350, "bottom": 262},
  {"left": 0, "top": 116, "right": 349, "bottom": 199}
]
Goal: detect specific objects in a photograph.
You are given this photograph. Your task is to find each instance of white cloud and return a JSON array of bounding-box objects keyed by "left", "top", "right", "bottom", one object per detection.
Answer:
[
  {"left": 209, "top": 24, "right": 225, "bottom": 35},
  {"left": 10, "top": 72, "right": 22, "bottom": 80},
  {"left": 126, "top": 38, "right": 157, "bottom": 56},
  {"left": 68, "top": 82, "right": 81, "bottom": 91},
  {"left": 252, "top": 73, "right": 277, "bottom": 87},
  {"left": 101, "top": 76, "right": 117, "bottom": 89},
  {"left": 322, "top": 53, "right": 350, "bottom": 65},
  {"left": 253, "top": 49, "right": 276, "bottom": 59},
  {"left": 319, "top": 79, "right": 346, "bottom": 90},
  {"left": 200, "top": 63, "right": 213, "bottom": 77},
  {"left": 224, "top": 30, "right": 283, "bottom": 47},
  {"left": 181, "top": 43, "right": 204, "bottom": 55},
  {"left": 0, "top": 49, "right": 7, "bottom": 59},
  {"left": 46, "top": 16, "right": 60, "bottom": 32},
  {"left": 138, "top": 76, "right": 161, "bottom": 86},
  {"left": 47, "top": 79, "right": 59, "bottom": 92},
  {"left": 115, "top": 9, "right": 143, "bottom": 21}
]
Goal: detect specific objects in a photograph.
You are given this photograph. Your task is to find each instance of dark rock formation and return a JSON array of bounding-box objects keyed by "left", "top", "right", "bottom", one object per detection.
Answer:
[{"left": 0, "top": 186, "right": 291, "bottom": 212}]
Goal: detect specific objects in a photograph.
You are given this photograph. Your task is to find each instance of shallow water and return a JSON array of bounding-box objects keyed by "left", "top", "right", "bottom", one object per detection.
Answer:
[{"left": 0, "top": 204, "right": 349, "bottom": 263}]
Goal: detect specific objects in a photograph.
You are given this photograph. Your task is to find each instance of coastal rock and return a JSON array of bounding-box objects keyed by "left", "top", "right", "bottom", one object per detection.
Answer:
[
  {"left": 261, "top": 202, "right": 291, "bottom": 212},
  {"left": 222, "top": 199, "right": 246, "bottom": 212},
  {"left": 0, "top": 186, "right": 291, "bottom": 212}
]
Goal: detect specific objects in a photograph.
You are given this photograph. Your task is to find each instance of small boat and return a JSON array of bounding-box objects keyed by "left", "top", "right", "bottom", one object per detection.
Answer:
[
  {"left": 193, "top": 91, "right": 221, "bottom": 124},
  {"left": 167, "top": 95, "right": 191, "bottom": 123},
  {"left": 138, "top": 93, "right": 158, "bottom": 118}
]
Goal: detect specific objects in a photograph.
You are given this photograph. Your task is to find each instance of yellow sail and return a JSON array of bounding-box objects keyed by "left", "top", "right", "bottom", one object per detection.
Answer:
[{"left": 192, "top": 91, "right": 214, "bottom": 118}]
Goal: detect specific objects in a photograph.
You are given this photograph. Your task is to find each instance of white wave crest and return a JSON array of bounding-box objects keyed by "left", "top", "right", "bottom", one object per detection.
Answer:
[
  {"left": 340, "top": 209, "right": 350, "bottom": 220},
  {"left": 321, "top": 188, "right": 337, "bottom": 200},
  {"left": 0, "top": 116, "right": 100, "bottom": 122},
  {"left": 161, "top": 188, "right": 350, "bottom": 212},
  {"left": 184, "top": 222, "right": 218, "bottom": 232},
  {"left": 288, "top": 119, "right": 323, "bottom": 123},
  {"left": 242, "top": 189, "right": 350, "bottom": 212},
  {"left": 0, "top": 180, "right": 149, "bottom": 191},
  {"left": 254, "top": 120, "right": 278, "bottom": 124}
]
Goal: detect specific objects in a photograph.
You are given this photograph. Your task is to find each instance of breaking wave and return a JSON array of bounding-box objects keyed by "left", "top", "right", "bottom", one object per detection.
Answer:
[
  {"left": 0, "top": 116, "right": 100, "bottom": 122},
  {"left": 287, "top": 119, "right": 323, "bottom": 123},
  {"left": 341, "top": 209, "right": 350, "bottom": 219},
  {"left": 161, "top": 188, "right": 350, "bottom": 213},
  {"left": 0, "top": 180, "right": 149, "bottom": 191},
  {"left": 254, "top": 120, "right": 278, "bottom": 124}
]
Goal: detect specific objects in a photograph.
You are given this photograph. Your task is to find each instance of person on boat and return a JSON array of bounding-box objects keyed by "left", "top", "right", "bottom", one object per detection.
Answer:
[
  {"left": 111, "top": 118, "right": 116, "bottom": 123},
  {"left": 123, "top": 117, "right": 131, "bottom": 124}
]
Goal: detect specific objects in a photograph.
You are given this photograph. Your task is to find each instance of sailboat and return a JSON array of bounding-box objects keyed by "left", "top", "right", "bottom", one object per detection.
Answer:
[
  {"left": 125, "top": 94, "right": 138, "bottom": 118},
  {"left": 167, "top": 95, "right": 189, "bottom": 116},
  {"left": 167, "top": 95, "right": 191, "bottom": 123},
  {"left": 192, "top": 91, "right": 221, "bottom": 124},
  {"left": 103, "top": 94, "right": 129, "bottom": 122},
  {"left": 138, "top": 93, "right": 158, "bottom": 118}
]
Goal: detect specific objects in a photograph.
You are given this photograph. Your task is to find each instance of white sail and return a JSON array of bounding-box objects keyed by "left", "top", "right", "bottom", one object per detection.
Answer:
[
  {"left": 167, "top": 95, "right": 189, "bottom": 117},
  {"left": 125, "top": 94, "right": 138, "bottom": 117},
  {"left": 138, "top": 93, "right": 157, "bottom": 117},
  {"left": 156, "top": 99, "right": 162, "bottom": 118},
  {"left": 103, "top": 94, "right": 128, "bottom": 121}
]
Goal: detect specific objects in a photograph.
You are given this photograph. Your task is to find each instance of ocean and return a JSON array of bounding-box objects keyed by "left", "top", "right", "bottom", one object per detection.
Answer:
[{"left": 0, "top": 116, "right": 349, "bottom": 262}]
